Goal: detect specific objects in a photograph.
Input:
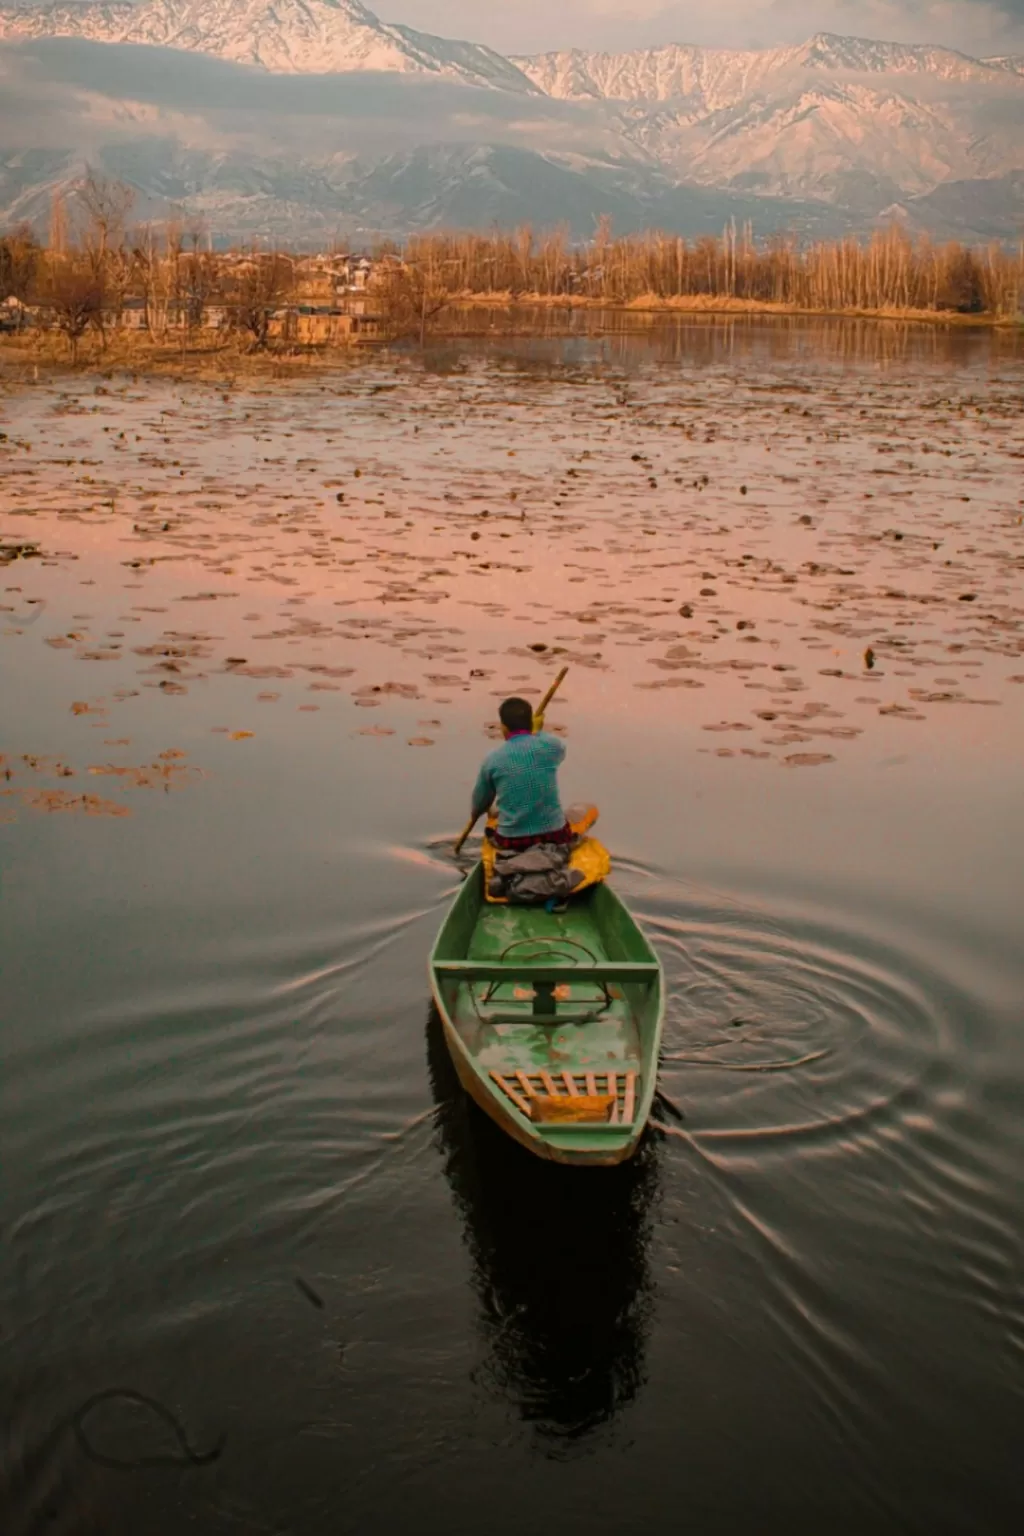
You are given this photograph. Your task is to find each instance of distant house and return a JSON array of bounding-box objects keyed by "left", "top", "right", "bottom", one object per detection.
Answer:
[
  {"left": 299, "top": 307, "right": 353, "bottom": 344},
  {"left": 0, "top": 295, "right": 28, "bottom": 331},
  {"left": 350, "top": 257, "right": 373, "bottom": 290},
  {"left": 325, "top": 254, "right": 375, "bottom": 294},
  {"left": 266, "top": 303, "right": 381, "bottom": 345},
  {"left": 116, "top": 297, "right": 231, "bottom": 333},
  {"left": 119, "top": 297, "right": 148, "bottom": 331}
]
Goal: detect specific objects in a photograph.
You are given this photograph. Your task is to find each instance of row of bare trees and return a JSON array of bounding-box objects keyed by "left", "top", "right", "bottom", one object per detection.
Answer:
[
  {"left": 380, "top": 221, "right": 1024, "bottom": 318},
  {"left": 3, "top": 177, "right": 1023, "bottom": 362},
  {"left": 1, "top": 175, "right": 297, "bottom": 357}
]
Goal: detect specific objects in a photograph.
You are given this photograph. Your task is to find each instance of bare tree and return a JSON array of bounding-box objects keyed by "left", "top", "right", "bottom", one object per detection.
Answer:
[
  {"left": 78, "top": 171, "right": 135, "bottom": 271},
  {"left": 37, "top": 257, "right": 105, "bottom": 363},
  {"left": 375, "top": 251, "right": 452, "bottom": 345},
  {"left": 352, "top": 226, "right": 1023, "bottom": 320},
  {"left": 178, "top": 223, "right": 219, "bottom": 336},
  {"left": 132, "top": 225, "right": 160, "bottom": 336},
  {"left": 227, "top": 250, "right": 294, "bottom": 349},
  {"left": 940, "top": 245, "right": 986, "bottom": 313},
  {"left": 71, "top": 173, "right": 135, "bottom": 342},
  {"left": 0, "top": 224, "right": 40, "bottom": 305},
  {"left": 131, "top": 220, "right": 180, "bottom": 338}
]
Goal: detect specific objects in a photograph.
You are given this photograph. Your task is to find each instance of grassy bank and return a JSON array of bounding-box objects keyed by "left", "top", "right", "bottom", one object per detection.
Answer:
[
  {"left": 0, "top": 331, "right": 367, "bottom": 381},
  {"left": 450, "top": 291, "right": 1022, "bottom": 326}
]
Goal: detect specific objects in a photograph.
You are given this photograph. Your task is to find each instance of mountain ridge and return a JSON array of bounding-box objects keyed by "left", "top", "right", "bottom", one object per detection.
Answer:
[
  {"left": 512, "top": 31, "right": 1011, "bottom": 107},
  {"left": 0, "top": 3, "right": 1021, "bottom": 241},
  {"left": 0, "top": 4, "right": 1015, "bottom": 93},
  {"left": 0, "top": 0, "right": 539, "bottom": 88}
]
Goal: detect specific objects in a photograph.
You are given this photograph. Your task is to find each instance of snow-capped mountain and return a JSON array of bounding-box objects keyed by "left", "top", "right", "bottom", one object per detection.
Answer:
[
  {"left": 0, "top": 0, "right": 538, "bottom": 88},
  {"left": 0, "top": 3, "right": 1021, "bottom": 240},
  {"left": 513, "top": 31, "right": 1023, "bottom": 205},
  {"left": 619, "top": 77, "right": 1021, "bottom": 204},
  {"left": 0, "top": 138, "right": 854, "bottom": 243},
  {"left": 513, "top": 32, "right": 1012, "bottom": 106},
  {"left": 984, "top": 55, "right": 1024, "bottom": 77}
]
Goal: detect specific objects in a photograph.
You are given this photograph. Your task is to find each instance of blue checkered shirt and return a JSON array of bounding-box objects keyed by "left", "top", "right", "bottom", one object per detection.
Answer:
[{"left": 471, "top": 731, "right": 566, "bottom": 838}]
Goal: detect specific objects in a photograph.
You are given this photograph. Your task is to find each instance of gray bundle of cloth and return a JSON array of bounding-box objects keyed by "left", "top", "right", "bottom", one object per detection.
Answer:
[{"left": 487, "top": 840, "right": 586, "bottom": 905}]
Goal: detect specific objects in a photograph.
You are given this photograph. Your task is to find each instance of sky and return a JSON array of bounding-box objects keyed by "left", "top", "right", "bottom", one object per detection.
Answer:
[{"left": 382, "top": 0, "right": 1024, "bottom": 56}]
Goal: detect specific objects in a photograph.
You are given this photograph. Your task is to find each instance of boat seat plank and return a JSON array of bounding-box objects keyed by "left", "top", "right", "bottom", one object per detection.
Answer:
[
  {"left": 488, "top": 1066, "right": 646, "bottom": 1134},
  {"left": 434, "top": 960, "right": 659, "bottom": 983},
  {"left": 490, "top": 1072, "right": 532, "bottom": 1118}
]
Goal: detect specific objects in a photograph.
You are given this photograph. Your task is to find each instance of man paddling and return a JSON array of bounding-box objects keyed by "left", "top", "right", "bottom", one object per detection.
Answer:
[
  {"left": 453, "top": 667, "right": 569, "bottom": 856},
  {"left": 469, "top": 696, "right": 573, "bottom": 855}
]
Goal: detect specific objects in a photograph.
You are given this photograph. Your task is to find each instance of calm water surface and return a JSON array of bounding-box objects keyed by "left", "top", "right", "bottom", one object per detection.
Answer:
[{"left": 2, "top": 318, "right": 1023, "bottom": 1534}]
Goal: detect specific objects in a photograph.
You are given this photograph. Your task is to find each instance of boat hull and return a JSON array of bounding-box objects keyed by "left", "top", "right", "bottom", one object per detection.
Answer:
[{"left": 429, "top": 866, "right": 664, "bottom": 1166}]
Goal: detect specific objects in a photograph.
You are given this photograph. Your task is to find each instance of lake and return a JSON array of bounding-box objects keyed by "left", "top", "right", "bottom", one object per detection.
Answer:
[{"left": 2, "top": 315, "right": 1023, "bottom": 1534}]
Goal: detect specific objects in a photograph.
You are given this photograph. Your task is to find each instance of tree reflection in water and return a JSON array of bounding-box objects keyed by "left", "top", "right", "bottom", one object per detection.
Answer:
[{"left": 425, "top": 1007, "right": 659, "bottom": 1449}]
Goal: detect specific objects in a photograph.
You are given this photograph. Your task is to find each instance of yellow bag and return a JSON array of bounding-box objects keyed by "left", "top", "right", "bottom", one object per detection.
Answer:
[{"left": 481, "top": 806, "right": 611, "bottom": 905}]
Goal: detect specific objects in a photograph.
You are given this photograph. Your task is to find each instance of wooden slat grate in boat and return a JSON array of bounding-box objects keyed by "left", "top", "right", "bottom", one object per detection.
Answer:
[{"left": 490, "top": 1069, "right": 638, "bottom": 1125}]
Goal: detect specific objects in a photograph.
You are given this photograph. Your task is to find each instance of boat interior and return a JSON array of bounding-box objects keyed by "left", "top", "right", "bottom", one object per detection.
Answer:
[{"left": 434, "top": 879, "right": 660, "bottom": 1133}]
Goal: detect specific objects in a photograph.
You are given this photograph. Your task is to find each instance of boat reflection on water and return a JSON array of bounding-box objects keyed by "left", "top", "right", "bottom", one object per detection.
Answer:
[{"left": 426, "top": 1006, "right": 659, "bottom": 1447}]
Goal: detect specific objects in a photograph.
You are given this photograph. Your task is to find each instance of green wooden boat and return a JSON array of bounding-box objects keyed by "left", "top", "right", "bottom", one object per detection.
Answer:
[{"left": 429, "top": 865, "right": 664, "bottom": 1165}]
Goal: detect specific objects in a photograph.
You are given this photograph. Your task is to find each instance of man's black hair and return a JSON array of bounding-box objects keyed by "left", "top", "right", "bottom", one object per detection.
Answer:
[{"left": 499, "top": 697, "right": 533, "bottom": 733}]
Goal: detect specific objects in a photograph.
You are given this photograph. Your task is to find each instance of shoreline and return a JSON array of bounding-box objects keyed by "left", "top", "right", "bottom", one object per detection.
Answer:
[
  {"left": 1, "top": 298, "right": 1020, "bottom": 381},
  {"left": 450, "top": 292, "right": 1023, "bottom": 327},
  {"left": 0, "top": 334, "right": 368, "bottom": 382}
]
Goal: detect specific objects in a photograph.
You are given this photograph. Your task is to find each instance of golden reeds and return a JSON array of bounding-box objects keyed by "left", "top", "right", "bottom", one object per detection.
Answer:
[{"left": 376, "top": 225, "right": 1023, "bottom": 319}]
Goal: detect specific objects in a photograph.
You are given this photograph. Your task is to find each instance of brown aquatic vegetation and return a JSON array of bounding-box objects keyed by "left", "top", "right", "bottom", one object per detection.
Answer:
[
  {"left": 1, "top": 331, "right": 1021, "bottom": 831},
  {"left": 0, "top": 742, "right": 200, "bottom": 822},
  {"left": 9, "top": 788, "right": 132, "bottom": 816}
]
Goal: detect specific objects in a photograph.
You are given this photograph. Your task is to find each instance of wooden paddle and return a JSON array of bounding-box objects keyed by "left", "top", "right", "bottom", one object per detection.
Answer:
[
  {"left": 534, "top": 665, "right": 570, "bottom": 727},
  {"left": 453, "top": 666, "right": 569, "bottom": 855}
]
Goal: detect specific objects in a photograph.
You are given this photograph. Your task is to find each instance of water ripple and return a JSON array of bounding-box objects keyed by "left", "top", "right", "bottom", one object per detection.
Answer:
[{"left": 624, "top": 879, "right": 972, "bottom": 1163}]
